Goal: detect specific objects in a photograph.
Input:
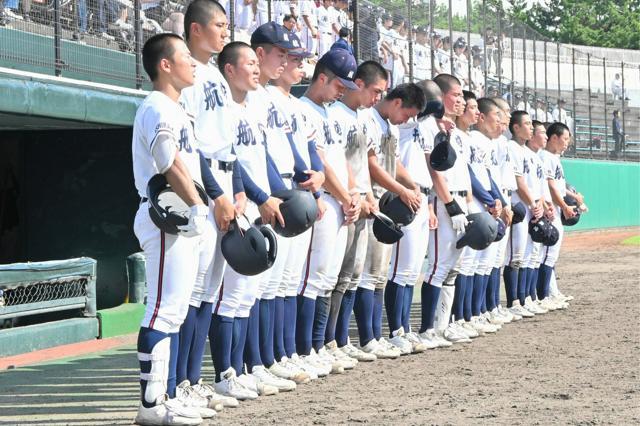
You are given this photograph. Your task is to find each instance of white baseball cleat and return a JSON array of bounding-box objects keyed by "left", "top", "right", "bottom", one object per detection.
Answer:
[
  {"left": 299, "top": 351, "right": 331, "bottom": 377},
  {"left": 499, "top": 305, "right": 521, "bottom": 321},
  {"left": 213, "top": 368, "right": 258, "bottom": 401},
  {"left": 277, "top": 356, "right": 313, "bottom": 383},
  {"left": 360, "top": 338, "right": 400, "bottom": 359},
  {"left": 378, "top": 338, "right": 403, "bottom": 357},
  {"left": 269, "top": 359, "right": 310, "bottom": 384},
  {"left": 416, "top": 329, "right": 441, "bottom": 349},
  {"left": 388, "top": 328, "right": 413, "bottom": 355},
  {"left": 340, "top": 340, "right": 377, "bottom": 361},
  {"left": 482, "top": 312, "right": 503, "bottom": 329},
  {"left": 325, "top": 341, "right": 358, "bottom": 368},
  {"left": 509, "top": 301, "right": 534, "bottom": 318},
  {"left": 317, "top": 346, "right": 351, "bottom": 372},
  {"left": 524, "top": 297, "right": 547, "bottom": 314},
  {"left": 135, "top": 394, "right": 203, "bottom": 426},
  {"left": 251, "top": 365, "right": 297, "bottom": 392},
  {"left": 236, "top": 373, "right": 279, "bottom": 396},
  {"left": 176, "top": 381, "right": 216, "bottom": 419},
  {"left": 457, "top": 320, "right": 479, "bottom": 338},
  {"left": 470, "top": 316, "right": 498, "bottom": 334},
  {"left": 404, "top": 332, "right": 428, "bottom": 353},
  {"left": 443, "top": 323, "right": 472, "bottom": 343},
  {"left": 191, "top": 379, "right": 238, "bottom": 410},
  {"left": 288, "top": 353, "right": 322, "bottom": 379}
]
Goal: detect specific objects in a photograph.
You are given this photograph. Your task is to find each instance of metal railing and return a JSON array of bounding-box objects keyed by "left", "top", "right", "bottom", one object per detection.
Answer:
[{"left": 0, "top": 0, "right": 638, "bottom": 161}]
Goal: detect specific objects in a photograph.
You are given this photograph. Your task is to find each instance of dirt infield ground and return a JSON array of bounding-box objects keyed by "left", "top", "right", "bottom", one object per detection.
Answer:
[{"left": 1, "top": 228, "right": 638, "bottom": 425}]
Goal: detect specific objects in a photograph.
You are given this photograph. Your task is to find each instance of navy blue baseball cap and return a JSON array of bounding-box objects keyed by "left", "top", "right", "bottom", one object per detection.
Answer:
[
  {"left": 251, "top": 22, "right": 295, "bottom": 49},
  {"left": 318, "top": 48, "right": 358, "bottom": 90},
  {"left": 288, "top": 32, "right": 313, "bottom": 58}
]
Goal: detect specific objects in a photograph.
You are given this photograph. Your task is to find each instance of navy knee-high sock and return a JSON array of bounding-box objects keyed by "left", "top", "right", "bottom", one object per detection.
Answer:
[
  {"left": 273, "top": 296, "right": 286, "bottom": 361},
  {"left": 138, "top": 327, "right": 169, "bottom": 407},
  {"left": 258, "top": 298, "right": 275, "bottom": 367},
  {"left": 463, "top": 275, "right": 473, "bottom": 321},
  {"left": 283, "top": 296, "right": 297, "bottom": 357},
  {"left": 336, "top": 289, "right": 356, "bottom": 347},
  {"left": 209, "top": 313, "right": 233, "bottom": 382},
  {"left": 231, "top": 316, "right": 248, "bottom": 376},
  {"left": 528, "top": 268, "right": 539, "bottom": 301},
  {"left": 472, "top": 274, "right": 484, "bottom": 317},
  {"left": 452, "top": 275, "right": 465, "bottom": 322},
  {"left": 187, "top": 302, "right": 213, "bottom": 384},
  {"left": 167, "top": 332, "right": 179, "bottom": 398},
  {"left": 373, "top": 288, "right": 384, "bottom": 340},
  {"left": 492, "top": 267, "right": 501, "bottom": 308},
  {"left": 480, "top": 274, "right": 490, "bottom": 314},
  {"left": 325, "top": 290, "right": 344, "bottom": 344},
  {"left": 295, "top": 295, "right": 315, "bottom": 355},
  {"left": 504, "top": 265, "right": 519, "bottom": 307},
  {"left": 177, "top": 305, "right": 197, "bottom": 385},
  {"left": 385, "top": 280, "right": 405, "bottom": 335},
  {"left": 402, "top": 285, "right": 414, "bottom": 332},
  {"left": 517, "top": 267, "right": 529, "bottom": 306},
  {"left": 244, "top": 302, "right": 262, "bottom": 373},
  {"left": 486, "top": 272, "right": 497, "bottom": 312},
  {"left": 312, "top": 296, "right": 330, "bottom": 352},
  {"left": 419, "top": 282, "right": 441, "bottom": 333},
  {"left": 353, "top": 287, "right": 374, "bottom": 346},
  {"left": 537, "top": 264, "right": 553, "bottom": 300}
]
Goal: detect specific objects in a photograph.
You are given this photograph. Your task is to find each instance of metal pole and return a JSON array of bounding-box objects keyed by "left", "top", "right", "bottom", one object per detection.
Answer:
[
  {"left": 522, "top": 26, "right": 527, "bottom": 111},
  {"left": 407, "top": 0, "right": 413, "bottom": 82},
  {"left": 448, "top": 0, "right": 454, "bottom": 75},
  {"left": 467, "top": 0, "right": 472, "bottom": 89},
  {"left": 603, "top": 57, "right": 608, "bottom": 158},
  {"left": 482, "top": 0, "right": 487, "bottom": 92},
  {"left": 497, "top": 6, "right": 502, "bottom": 94},
  {"left": 556, "top": 42, "right": 561, "bottom": 101},
  {"left": 544, "top": 40, "right": 548, "bottom": 110},
  {"left": 134, "top": 0, "right": 142, "bottom": 89},
  {"left": 571, "top": 48, "right": 577, "bottom": 155},
  {"left": 621, "top": 62, "right": 626, "bottom": 159},
  {"left": 429, "top": 0, "right": 435, "bottom": 77},
  {"left": 54, "top": 0, "right": 62, "bottom": 76},
  {"left": 533, "top": 33, "right": 537, "bottom": 106},
  {"left": 510, "top": 19, "right": 514, "bottom": 107},
  {"left": 352, "top": 0, "right": 359, "bottom": 62},
  {"left": 587, "top": 53, "right": 592, "bottom": 158},
  {"left": 229, "top": 0, "right": 235, "bottom": 41},
  {"left": 267, "top": 0, "right": 272, "bottom": 23}
]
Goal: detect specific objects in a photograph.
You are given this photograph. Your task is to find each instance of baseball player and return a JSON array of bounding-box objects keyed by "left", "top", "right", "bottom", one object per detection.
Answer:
[
  {"left": 537, "top": 122, "right": 575, "bottom": 309},
  {"left": 316, "top": 0, "right": 339, "bottom": 57},
  {"left": 267, "top": 35, "right": 332, "bottom": 380},
  {"left": 176, "top": 0, "right": 244, "bottom": 409},
  {"left": 390, "top": 83, "right": 440, "bottom": 352},
  {"left": 354, "top": 83, "right": 425, "bottom": 356},
  {"left": 325, "top": 61, "right": 388, "bottom": 363},
  {"left": 416, "top": 74, "right": 472, "bottom": 348},
  {"left": 133, "top": 33, "right": 228, "bottom": 425},
  {"left": 212, "top": 41, "right": 292, "bottom": 399},
  {"left": 299, "top": 0, "right": 318, "bottom": 55},
  {"left": 412, "top": 27, "right": 431, "bottom": 81},
  {"left": 521, "top": 120, "right": 555, "bottom": 314},
  {"left": 295, "top": 48, "right": 361, "bottom": 374},
  {"left": 504, "top": 110, "right": 537, "bottom": 319}
]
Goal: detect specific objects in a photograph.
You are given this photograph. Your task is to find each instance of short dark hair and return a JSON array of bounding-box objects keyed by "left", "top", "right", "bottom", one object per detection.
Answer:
[
  {"left": 339, "top": 27, "right": 350, "bottom": 38},
  {"left": 184, "top": 0, "right": 226, "bottom": 41},
  {"left": 283, "top": 14, "right": 296, "bottom": 22},
  {"left": 433, "top": 73, "right": 461, "bottom": 95},
  {"left": 354, "top": 60, "right": 387, "bottom": 86},
  {"left": 142, "top": 33, "right": 183, "bottom": 82},
  {"left": 547, "top": 122, "right": 570, "bottom": 139},
  {"left": 385, "top": 83, "right": 426, "bottom": 111},
  {"left": 509, "top": 110, "right": 529, "bottom": 135},
  {"left": 416, "top": 80, "right": 442, "bottom": 102},
  {"left": 477, "top": 97, "right": 498, "bottom": 115},
  {"left": 218, "top": 41, "right": 251, "bottom": 75},
  {"left": 531, "top": 119, "right": 545, "bottom": 131},
  {"left": 463, "top": 90, "right": 476, "bottom": 112}
]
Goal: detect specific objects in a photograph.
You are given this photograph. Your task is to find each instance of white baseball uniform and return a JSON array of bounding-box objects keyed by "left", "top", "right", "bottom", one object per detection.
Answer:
[
  {"left": 522, "top": 145, "right": 547, "bottom": 269},
  {"left": 299, "top": 0, "right": 318, "bottom": 54},
  {"left": 133, "top": 91, "right": 212, "bottom": 333},
  {"left": 538, "top": 149, "right": 566, "bottom": 269},
  {"left": 504, "top": 139, "right": 528, "bottom": 268},
  {"left": 316, "top": 4, "right": 335, "bottom": 57},
  {"left": 493, "top": 134, "right": 514, "bottom": 269}
]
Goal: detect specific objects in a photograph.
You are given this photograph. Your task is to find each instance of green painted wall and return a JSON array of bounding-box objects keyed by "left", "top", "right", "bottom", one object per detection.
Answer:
[{"left": 561, "top": 159, "right": 640, "bottom": 231}]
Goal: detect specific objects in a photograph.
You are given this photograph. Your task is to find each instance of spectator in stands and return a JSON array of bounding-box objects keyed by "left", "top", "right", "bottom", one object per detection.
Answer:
[
  {"left": 552, "top": 98, "right": 569, "bottom": 125},
  {"left": 437, "top": 36, "right": 451, "bottom": 74},
  {"left": 389, "top": 14, "right": 407, "bottom": 87},
  {"left": 611, "top": 73, "right": 629, "bottom": 101},
  {"left": 412, "top": 26, "right": 430, "bottom": 80},
  {"left": 430, "top": 32, "right": 443, "bottom": 74},
  {"left": 331, "top": 27, "right": 353, "bottom": 55},
  {"left": 483, "top": 27, "right": 497, "bottom": 74},
  {"left": 283, "top": 13, "right": 297, "bottom": 33},
  {"left": 378, "top": 14, "right": 394, "bottom": 80},
  {"left": 98, "top": 0, "right": 119, "bottom": 39},
  {"left": 612, "top": 110, "right": 625, "bottom": 156},
  {"left": 452, "top": 38, "right": 468, "bottom": 88},
  {"left": 3, "top": 0, "right": 23, "bottom": 20},
  {"left": 470, "top": 54, "right": 484, "bottom": 97}
]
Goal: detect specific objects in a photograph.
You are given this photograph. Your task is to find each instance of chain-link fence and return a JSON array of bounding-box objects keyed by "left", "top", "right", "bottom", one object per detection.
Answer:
[{"left": 0, "top": 0, "right": 638, "bottom": 160}]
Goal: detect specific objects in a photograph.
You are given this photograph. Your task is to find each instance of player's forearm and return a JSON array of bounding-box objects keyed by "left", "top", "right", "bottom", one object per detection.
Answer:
[
  {"left": 395, "top": 161, "right": 417, "bottom": 190},
  {"left": 165, "top": 153, "right": 204, "bottom": 206},
  {"left": 515, "top": 175, "right": 535, "bottom": 206},
  {"left": 368, "top": 158, "right": 405, "bottom": 195},
  {"left": 318, "top": 151, "right": 350, "bottom": 204},
  {"left": 548, "top": 179, "right": 566, "bottom": 209}
]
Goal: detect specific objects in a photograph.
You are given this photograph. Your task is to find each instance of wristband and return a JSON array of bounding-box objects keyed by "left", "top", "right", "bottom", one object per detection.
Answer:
[{"left": 445, "top": 199, "right": 464, "bottom": 217}]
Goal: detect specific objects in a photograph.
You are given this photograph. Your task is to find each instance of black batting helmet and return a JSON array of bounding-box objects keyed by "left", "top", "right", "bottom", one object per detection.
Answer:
[
  {"left": 430, "top": 132, "right": 457, "bottom": 171},
  {"left": 271, "top": 189, "right": 318, "bottom": 237},
  {"left": 147, "top": 174, "right": 209, "bottom": 236},
  {"left": 379, "top": 191, "right": 415, "bottom": 226},
  {"left": 561, "top": 194, "right": 581, "bottom": 226},
  {"left": 456, "top": 212, "right": 498, "bottom": 250},
  {"left": 511, "top": 201, "right": 527, "bottom": 224},
  {"left": 221, "top": 218, "right": 278, "bottom": 276},
  {"left": 494, "top": 217, "right": 507, "bottom": 242},
  {"left": 528, "top": 217, "right": 559, "bottom": 246},
  {"left": 372, "top": 212, "right": 404, "bottom": 244}
]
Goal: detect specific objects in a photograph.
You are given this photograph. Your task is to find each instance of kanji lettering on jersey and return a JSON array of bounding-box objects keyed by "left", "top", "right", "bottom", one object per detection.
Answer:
[
  {"left": 237, "top": 119, "right": 257, "bottom": 146},
  {"left": 203, "top": 82, "right": 224, "bottom": 110}
]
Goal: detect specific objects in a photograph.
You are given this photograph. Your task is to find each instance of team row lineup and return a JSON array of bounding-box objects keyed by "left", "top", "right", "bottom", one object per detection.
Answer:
[{"left": 130, "top": 1, "right": 587, "bottom": 425}]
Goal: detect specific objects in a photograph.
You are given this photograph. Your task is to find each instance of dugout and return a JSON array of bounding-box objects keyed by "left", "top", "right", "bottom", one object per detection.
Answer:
[{"left": 0, "top": 71, "right": 145, "bottom": 311}]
